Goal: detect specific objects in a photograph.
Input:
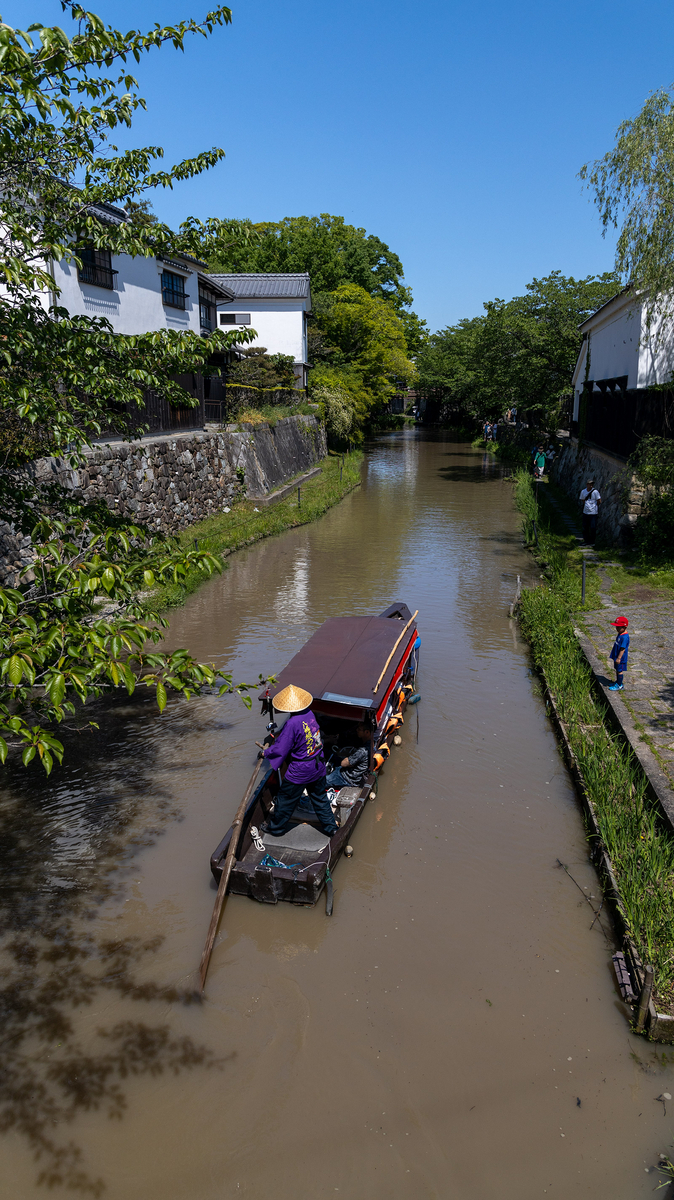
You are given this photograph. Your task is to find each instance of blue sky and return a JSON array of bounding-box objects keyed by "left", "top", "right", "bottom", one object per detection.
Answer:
[{"left": 6, "top": 0, "right": 674, "bottom": 331}]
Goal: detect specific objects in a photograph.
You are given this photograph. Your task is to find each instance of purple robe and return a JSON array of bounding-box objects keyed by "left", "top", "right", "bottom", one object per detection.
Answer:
[{"left": 263, "top": 710, "right": 326, "bottom": 784}]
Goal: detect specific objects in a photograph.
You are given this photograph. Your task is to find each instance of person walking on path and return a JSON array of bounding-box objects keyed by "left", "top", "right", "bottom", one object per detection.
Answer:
[
  {"left": 533, "top": 445, "right": 546, "bottom": 478},
  {"left": 579, "top": 478, "right": 601, "bottom": 544},
  {"left": 483, "top": 420, "right": 492, "bottom": 441},
  {"left": 608, "top": 617, "right": 629, "bottom": 691},
  {"left": 260, "top": 684, "right": 338, "bottom": 838}
]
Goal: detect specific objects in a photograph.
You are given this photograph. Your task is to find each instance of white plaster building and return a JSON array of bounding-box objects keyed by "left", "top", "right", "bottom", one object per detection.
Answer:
[
  {"left": 572, "top": 288, "right": 674, "bottom": 420},
  {"left": 570, "top": 288, "right": 674, "bottom": 458},
  {"left": 49, "top": 202, "right": 234, "bottom": 336},
  {"left": 207, "top": 273, "right": 311, "bottom": 388}
]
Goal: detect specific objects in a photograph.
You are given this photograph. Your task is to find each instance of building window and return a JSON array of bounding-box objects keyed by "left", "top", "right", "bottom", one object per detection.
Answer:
[
  {"left": 162, "top": 270, "right": 188, "bottom": 310},
  {"left": 219, "top": 312, "right": 251, "bottom": 325},
  {"left": 78, "top": 246, "right": 117, "bottom": 290},
  {"left": 199, "top": 286, "right": 218, "bottom": 331}
]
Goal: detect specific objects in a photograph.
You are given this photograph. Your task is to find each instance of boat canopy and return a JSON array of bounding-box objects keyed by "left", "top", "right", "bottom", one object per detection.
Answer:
[{"left": 269, "top": 603, "right": 417, "bottom": 716}]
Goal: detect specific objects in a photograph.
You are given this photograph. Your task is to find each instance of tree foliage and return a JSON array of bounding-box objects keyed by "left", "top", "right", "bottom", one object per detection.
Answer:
[
  {"left": 580, "top": 88, "right": 674, "bottom": 315},
  {"left": 308, "top": 284, "right": 416, "bottom": 440},
  {"left": 416, "top": 271, "right": 621, "bottom": 426},
  {"left": 0, "top": 4, "right": 265, "bottom": 773},
  {"left": 226, "top": 346, "right": 296, "bottom": 391},
  {"left": 209, "top": 213, "right": 412, "bottom": 309},
  {"left": 207, "top": 210, "right": 429, "bottom": 387}
]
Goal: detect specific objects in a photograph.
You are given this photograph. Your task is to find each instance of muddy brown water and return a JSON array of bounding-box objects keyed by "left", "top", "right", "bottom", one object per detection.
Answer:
[{"left": 2, "top": 433, "right": 674, "bottom": 1199}]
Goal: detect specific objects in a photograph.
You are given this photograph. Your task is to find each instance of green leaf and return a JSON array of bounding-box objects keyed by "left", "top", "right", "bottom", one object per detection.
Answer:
[
  {"left": 22, "top": 745, "right": 36, "bottom": 766},
  {"left": 8, "top": 655, "right": 23, "bottom": 685},
  {"left": 156, "top": 680, "right": 167, "bottom": 713},
  {"left": 0, "top": 737, "right": 7, "bottom": 765},
  {"left": 49, "top": 673, "right": 66, "bottom": 705}
]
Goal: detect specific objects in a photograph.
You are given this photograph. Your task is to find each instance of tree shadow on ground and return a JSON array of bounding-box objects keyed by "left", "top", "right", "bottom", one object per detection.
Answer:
[{"left": 0, "top": 693, "right": 230, "bottom": 1195}]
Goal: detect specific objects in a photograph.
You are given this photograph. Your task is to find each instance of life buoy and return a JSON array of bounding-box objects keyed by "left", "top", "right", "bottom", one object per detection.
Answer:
[
  {"left": 386, "top": 712, "right": 404, "bottom": 735},
  {"left": 373, "top": 742, "right": 391, "bottom": 771}
]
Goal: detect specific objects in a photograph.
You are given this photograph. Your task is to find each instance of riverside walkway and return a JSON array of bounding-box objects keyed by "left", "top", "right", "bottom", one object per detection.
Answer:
[
  {"left": 581, "top": 596, "right": 674, "bottom": 822},
  {"left": 543, "top": 481, "right": 674, "bottom": 824}
]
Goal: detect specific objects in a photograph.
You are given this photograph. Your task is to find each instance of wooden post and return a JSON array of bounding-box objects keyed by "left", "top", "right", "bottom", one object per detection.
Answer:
[
  {"left": 635, "top": 964, "right": 654, "bottom": 1033},
  {"left": 198, "top": 760, "right": 265, "bottom": 991},
  {"left": 297, "top": 486, "right": 301, "bottom": 508},
  {"left": 581, "top": 558, "right": 586, "bottom": 606}
]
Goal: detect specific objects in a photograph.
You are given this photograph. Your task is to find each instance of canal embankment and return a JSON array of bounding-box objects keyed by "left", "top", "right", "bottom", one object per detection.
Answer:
[
  {"left": 514, "top": 468, "right": 674, "bottom": 1037},
  {"left": 151, "top": 449, "right": 363, "bottom": 608},
  {"left": 0, "top": 414, "right": 328, "bottom": 586}
]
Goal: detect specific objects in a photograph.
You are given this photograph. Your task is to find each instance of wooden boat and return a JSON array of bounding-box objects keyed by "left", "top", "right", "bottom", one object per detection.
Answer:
[{"left": 209, "top": 602, "right": 419, "bottom": 912}]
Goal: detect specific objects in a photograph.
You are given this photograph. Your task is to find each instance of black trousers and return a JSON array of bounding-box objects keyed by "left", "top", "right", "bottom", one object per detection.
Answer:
[
  {"left": 582, "top": 513, "right": 597, "bottom": 543},
  {"left": 268, "top": 773, "right": 337, "bottom": 837}
]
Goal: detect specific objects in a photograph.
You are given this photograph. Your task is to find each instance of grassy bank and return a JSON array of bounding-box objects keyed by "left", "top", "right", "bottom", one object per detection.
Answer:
[
  {"left": 472, "top": 436, "right": 531, "bottom": 465},
  {"left": 233, "top": 400, "right": 317, "bottom": 427},
  {"left": 514, "top": 469, "right": 674, "bottom": 1010},
  {"left": 152, "top": 450, "right": 363, "bottom": 610}
]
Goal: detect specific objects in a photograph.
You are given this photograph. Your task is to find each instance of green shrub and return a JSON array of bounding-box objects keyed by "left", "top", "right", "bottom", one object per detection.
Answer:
[
  {"left": 311, "top": 382, "right": 354, "bottom": 447},
  {"left": 634, "top": 490, "right": 674, "bottom": 563}
]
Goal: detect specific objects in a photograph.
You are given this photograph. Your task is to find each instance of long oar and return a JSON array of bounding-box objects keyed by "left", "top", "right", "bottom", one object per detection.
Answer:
[{"left": 199, "top": 758, "right": 265, "bottom": 991}]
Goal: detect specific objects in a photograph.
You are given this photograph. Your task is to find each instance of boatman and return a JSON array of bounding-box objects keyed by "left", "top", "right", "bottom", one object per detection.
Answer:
[{"left": 260, "top": 684, "right": 338, "bottom": 839}]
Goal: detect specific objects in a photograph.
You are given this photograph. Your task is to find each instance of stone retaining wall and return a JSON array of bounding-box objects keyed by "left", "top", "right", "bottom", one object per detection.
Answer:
[
  {"left": 0, "top": 415, "right": 327, "bottom": 586},
  {"left": 551, "top": 439, "right": 651, "bottom": 546}
]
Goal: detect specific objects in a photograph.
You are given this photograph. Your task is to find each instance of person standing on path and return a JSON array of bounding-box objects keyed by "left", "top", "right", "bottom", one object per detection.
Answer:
[
  {"left": 260, "top": 684, "right": 337, "bottom": 838},
  {"left": 608, "top": 617, "right": 629, "bottom": 691},
  {"left": 533, "top": 445, "right": 546, "bottom": 478},
  {"left": 579, "top": 478, "right": 601, "bottom": 544}
]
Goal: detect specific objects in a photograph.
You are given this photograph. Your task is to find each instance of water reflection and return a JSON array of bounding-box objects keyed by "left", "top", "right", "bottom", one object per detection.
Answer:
[{"left": 0, "top": 696, "right": 224, "bottom": 1195}]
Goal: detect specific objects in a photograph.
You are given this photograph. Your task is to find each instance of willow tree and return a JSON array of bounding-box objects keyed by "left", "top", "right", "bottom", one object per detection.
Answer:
[
  {"left": 0, "top": 4, "right": 262, "bottom": 774},
  {"left": 580, "top": 87, "right": 674, "bottom": 315}
]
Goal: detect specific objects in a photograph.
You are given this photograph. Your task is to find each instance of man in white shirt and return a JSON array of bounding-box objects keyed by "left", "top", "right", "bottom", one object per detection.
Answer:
[{"left": 579, "top": 478, "right": 601, "bottom": 544}]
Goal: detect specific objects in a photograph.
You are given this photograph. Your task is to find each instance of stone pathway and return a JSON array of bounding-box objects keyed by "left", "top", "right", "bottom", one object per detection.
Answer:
[
  {"left": 538, "top": 480, "right": 674, "bottom": 813},
  {"left": 583, "top": 600, "right": 674, "bottom": 794}
]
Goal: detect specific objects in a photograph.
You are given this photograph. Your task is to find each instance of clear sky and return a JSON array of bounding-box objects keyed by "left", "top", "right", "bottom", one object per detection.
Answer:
[{"left": 5, "top": 0, "right": 674, "bottom": 331}]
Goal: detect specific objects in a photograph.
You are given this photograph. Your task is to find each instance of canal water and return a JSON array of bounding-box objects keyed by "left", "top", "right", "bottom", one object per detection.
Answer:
[{"left": 2, "top": 432, "right": 674, "bottom": 1199}]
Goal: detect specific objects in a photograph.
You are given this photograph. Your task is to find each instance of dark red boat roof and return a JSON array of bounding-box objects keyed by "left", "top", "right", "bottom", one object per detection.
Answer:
[{"left": 271, "top": 605, "right": 417, "bottom": 710}]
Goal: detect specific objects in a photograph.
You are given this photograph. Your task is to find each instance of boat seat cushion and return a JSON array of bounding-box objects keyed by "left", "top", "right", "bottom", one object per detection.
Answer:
[{"left": 263, "top": 822, "right": 330, "bottom": 853}]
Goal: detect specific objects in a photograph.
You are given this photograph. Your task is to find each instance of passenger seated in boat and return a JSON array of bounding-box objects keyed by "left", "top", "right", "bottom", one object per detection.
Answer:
[
  {"left": 326, "top": 723, "right": 370, "bottom": 790},
  {"left": 259, "top": 684, "right": 338, "bottom": 839}
]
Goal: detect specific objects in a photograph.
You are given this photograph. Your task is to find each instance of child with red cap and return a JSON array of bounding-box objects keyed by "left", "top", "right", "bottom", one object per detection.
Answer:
[{"left": 608, "top": 617, "right": 629, "bottom": 691}]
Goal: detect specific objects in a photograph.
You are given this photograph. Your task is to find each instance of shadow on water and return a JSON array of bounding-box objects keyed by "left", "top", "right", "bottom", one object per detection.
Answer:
[
  {"left": 0, "top": 694, "right": 227, "bottom": 1196},
  {"left": 436, "top": 462, "right": 508, "bottom": 483}
]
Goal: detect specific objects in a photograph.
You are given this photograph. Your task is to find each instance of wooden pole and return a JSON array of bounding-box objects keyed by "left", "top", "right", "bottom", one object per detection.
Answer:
[
  {"left": 198, "top": 759, "right": 265, "bottom": 991},
  {"left": 635, "top": 964, "right": 654, "bottom": 1033},
  {"left": 372, "top": 610, "right": 419, "bottom": 695}
]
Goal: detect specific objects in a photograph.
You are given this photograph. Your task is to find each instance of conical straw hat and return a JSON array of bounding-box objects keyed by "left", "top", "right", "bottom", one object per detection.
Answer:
[{"left": 273, "top": 683, "right": 313, "bottom": 712}]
